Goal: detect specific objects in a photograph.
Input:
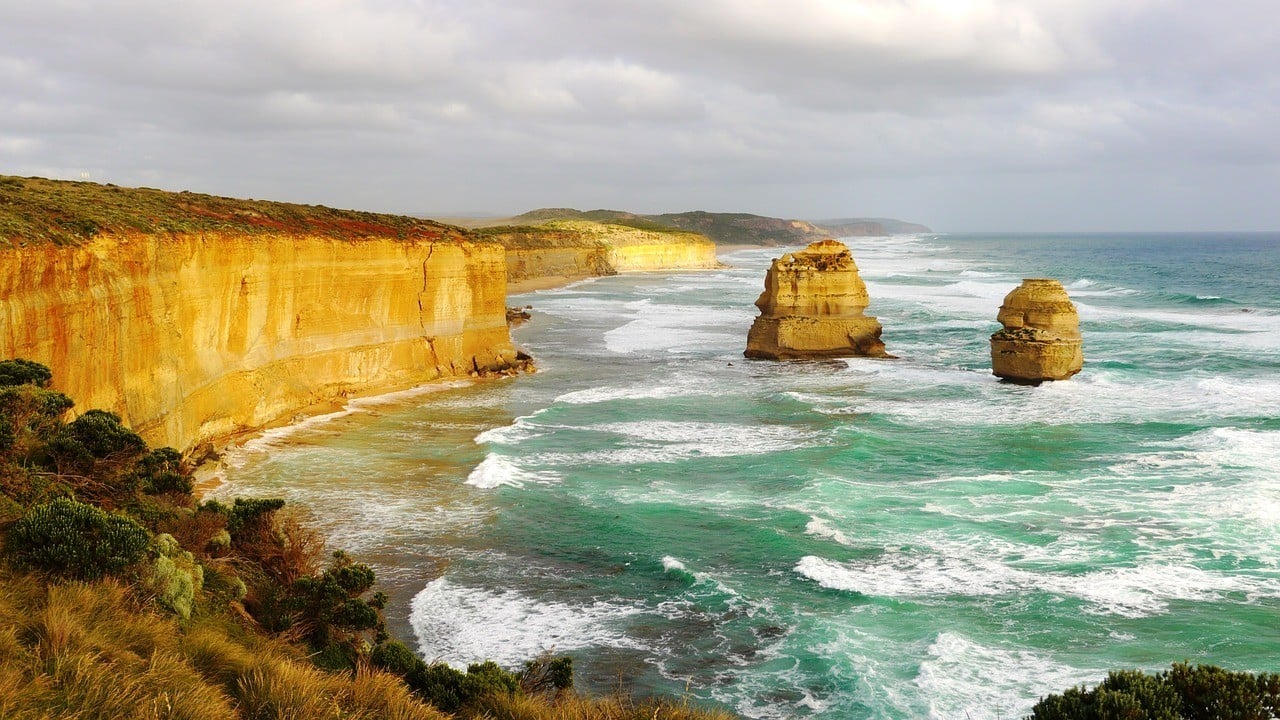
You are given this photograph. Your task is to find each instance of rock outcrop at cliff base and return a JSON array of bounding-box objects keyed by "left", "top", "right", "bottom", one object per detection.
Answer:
[
  {"left": 990, "top": 278, "right": 1083, "bottom": 383},
  {"left": 745, "top": 240, "right": 888, "bottom": 360}
]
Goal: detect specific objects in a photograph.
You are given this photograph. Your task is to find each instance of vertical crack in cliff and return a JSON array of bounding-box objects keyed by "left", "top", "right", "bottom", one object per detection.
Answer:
[{"left": 417, "top": 242, "right": 434, "bottom": 332}]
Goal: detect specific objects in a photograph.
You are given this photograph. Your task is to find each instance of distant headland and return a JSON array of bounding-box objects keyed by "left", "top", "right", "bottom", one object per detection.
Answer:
[{"left": 450, "top": 207, "right": 931, "bottom": 246}]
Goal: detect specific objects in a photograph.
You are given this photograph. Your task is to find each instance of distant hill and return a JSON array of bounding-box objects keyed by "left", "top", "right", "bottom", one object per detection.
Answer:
[
  {"left": 818, "top": 217, "right": 933, "bottom": 236},
  {"left": 498, "top": 208, "right": 930, "bottom": 245}
]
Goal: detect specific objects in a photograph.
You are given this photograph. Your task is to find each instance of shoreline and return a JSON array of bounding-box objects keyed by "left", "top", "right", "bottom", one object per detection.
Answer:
[
  {"left": 192, "top": 374, "right": 500, "bottom": 497},
  {"left": 196, "top": 260, "right": 728, "bottom": 494}
]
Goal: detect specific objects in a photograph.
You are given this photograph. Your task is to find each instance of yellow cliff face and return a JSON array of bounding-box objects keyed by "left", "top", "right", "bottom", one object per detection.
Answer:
[
  {"left": 0, "top": 233, "right": 517, "bottom": 451},
  {"left": 493, "top": 221, "right": 720, "bottom": 289}
]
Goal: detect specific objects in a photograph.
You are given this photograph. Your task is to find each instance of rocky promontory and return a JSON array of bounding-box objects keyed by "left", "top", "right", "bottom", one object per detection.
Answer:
[
  {"left": 744, "top": 240, "right": 888, "bottom": 360},
  {"left": 990, "top": 278, "right": 1083, "bottom": 383}
]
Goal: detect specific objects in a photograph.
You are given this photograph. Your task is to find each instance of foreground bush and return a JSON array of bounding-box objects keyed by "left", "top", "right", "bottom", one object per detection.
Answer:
[
  {"left": 1030, "top": 663, "right": 1280, "bottom": 720},
  {"left": 7, "top": 497, "right": 150, "bottom": 580},
  {"left": 0, "top": 358, "right": 53, "bottom": 388}
]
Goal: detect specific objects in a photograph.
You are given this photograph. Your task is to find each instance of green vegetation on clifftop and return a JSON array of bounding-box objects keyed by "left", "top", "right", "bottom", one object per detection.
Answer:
[{"left": 0, "top": 175, "right": 466, "bottom": 246}]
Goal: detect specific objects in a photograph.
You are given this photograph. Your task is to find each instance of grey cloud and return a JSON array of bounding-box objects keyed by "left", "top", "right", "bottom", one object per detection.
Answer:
[{"left": 0, "top": 0, "right": 1277, "bottom": 230}]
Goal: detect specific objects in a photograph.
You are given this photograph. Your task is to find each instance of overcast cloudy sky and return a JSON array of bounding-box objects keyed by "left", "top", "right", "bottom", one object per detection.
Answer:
[{"left": 2, "top": 1, "right": 1277, "bottom": 230}]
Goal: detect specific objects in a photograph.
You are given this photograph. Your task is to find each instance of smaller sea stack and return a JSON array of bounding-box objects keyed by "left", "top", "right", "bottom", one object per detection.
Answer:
[
  {"left": 990, "top": 278, "right": 1083, "bottom": 383},
  {"left": 745, "top": 239, "right": 887, "bottom": 360}
]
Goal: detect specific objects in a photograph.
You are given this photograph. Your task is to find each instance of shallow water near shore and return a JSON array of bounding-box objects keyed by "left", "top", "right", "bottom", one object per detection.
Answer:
[{"left": 213, "top": 232, "right": 1280, "bottom": 719}]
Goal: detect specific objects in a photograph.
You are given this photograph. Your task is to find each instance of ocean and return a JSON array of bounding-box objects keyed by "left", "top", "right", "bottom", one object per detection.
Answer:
[{"left": 211, "top": 232, "right": 1280, "bottom": 719}]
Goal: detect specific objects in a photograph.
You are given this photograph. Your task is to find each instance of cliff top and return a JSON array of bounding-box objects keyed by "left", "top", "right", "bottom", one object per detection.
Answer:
[{"left": 0, "top": 175, "right": 467, "bottom": 246}]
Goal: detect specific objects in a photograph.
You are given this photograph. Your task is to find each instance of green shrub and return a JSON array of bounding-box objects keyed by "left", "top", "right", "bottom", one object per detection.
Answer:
[
  {"left": 1030, "top": 663, "right": 1280, "bottom": 720},
  {"left": 520, "top": 652, "right": 574, "bottom": 694},
  {"left": 1164, "top": 662, "right": 1280, "bottom": 720},
  {"left": 0, "top": 385, "right": 73, "bottom": 448},
  {"left": 136, "top": 447, "right": 191, "bottom": 495},
  {"left": 61, "top": 409, "right": 146, "bottom": 459},
  {"left": 143, "top": 533, "right": 204, "bottom": 619},
  {"left": 289, "top": 551, "right": 386, "bottom": 648},
  {"left": 215, "top": 497, "right": 286, "bottom": 536},
  {"left": 0, "top": 359, "right": 52, "bottom": 388},
  {"left": 404, "top": 661, "right": 520, "bottom": 713},
  {"left": 371, "top": 641, "right": 526, "bottom": 713},
  {"left": 371, "top": 640, "right": 425, "bottom": 677},
  {"left": 5, "top": 497, "right": 151, "bottom": 580}
]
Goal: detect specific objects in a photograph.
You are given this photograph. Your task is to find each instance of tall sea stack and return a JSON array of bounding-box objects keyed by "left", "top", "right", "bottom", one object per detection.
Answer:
[
  {"left": 745, "top": 239, "right": 887, "bottom": 360},
  {"left": 990, "top": 278, "right": 1083, "bottom": 383}
]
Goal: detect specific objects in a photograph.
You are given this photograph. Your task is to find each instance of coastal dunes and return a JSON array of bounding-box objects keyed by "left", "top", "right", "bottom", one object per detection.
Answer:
[{"left": 0, "top": 176, "right": 715, "bottom": 452}]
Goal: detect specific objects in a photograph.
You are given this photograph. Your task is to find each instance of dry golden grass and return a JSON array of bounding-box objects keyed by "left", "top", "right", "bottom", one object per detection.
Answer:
[
  {"left": 0, "top": 567, "right": 445, "bottom": 720},
  {"left": 0, "top": 565, "right": 736, "bottom": 720}
]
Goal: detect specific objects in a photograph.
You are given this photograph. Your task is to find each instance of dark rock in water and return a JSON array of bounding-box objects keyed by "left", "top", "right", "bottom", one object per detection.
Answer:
[{"left": 506, "top": 305, "right": 532, "bottom": 325}]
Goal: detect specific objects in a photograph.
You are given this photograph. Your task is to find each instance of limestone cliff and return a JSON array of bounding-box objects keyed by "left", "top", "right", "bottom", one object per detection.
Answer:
[
  {"left": 479, "top": 220, "right": 720, "bottom": 289},
  {"left": 990, "top": 278, "right": 1083, "bottom": 383},
  {"left": 0, "top": 176, "right": 731, "bottom": 452},
  {"left": 0, "top": 232, "right": 517, "bottom": 451},
  {"left": 744, "top": 240, "right": 888, "bottom": 360}
]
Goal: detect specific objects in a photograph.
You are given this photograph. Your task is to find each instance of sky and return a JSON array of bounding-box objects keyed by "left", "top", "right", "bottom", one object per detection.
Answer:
[{"left": 1, "top": 1, "right": 1277, "bottom": 231}]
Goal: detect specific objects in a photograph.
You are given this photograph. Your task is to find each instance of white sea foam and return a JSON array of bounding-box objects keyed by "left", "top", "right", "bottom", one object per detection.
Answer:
[
  {"left": 661, "top": 556, "right": 688, "bottom": 573},
  {"left": 526, "top": 421, "right": 816, "bottom": 466},
  {"left": 1118, "top": 426, "right": 1280, "bottom": 475},
  {"left": 528, "top": 295, "right": 634, "bottom": 323},
  {"left": 464, "top": 454, "right": 560, "bottom": 489},
  {"left": 795, "top": 550, "right": 1280, "bottom": 618},
  {"left": 916, "top": 632, "right": 1102, "bottom": 720},
  {"left": 600, "top": 298, "right": 753, "bottom": 355},
  {"left": 410, "top": 577, "right": 644, "bottom": 667},
  {"left": 473, "top": 410, "right": 550, "bottom": 445},
  {"left": 553, "top": 382, "right": 714, "bottom": 405},
  {"left": 837, "top": 370, "right": 1280, "bottom": 426},
  {"left": 805, "top": 516, "right": 855, "bottom": 546}
]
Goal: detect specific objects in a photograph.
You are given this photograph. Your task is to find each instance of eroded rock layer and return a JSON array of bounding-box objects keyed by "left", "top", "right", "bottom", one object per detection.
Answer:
[
  {"left": 0, "top": 232, "right": 519, "bottom": 451},
  {"left": 744, "top": 240, "right": 887, "bottom": 360},
  {"left": 990, "top": 278, "right": 1083, "bottom": 383}
]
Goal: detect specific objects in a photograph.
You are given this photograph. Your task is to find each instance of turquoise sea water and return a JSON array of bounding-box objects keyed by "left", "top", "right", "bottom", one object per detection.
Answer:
[{"left": 213, "top": 233, "right": 1280, "bottom": 719}]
